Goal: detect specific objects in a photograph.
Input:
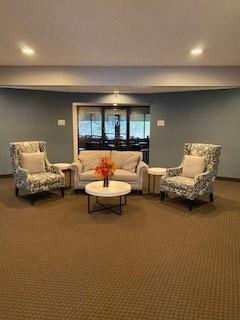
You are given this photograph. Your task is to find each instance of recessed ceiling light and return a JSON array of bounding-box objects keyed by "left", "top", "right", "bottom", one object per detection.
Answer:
[
  {"left": 21, "top": 46, "right": 35, "bottom": 56},
  {"left": 113, "top": 103, "right": 118, "bottom": 106},
  {"left": 190, "top": 47, "right": 203, "bottom": 56}
]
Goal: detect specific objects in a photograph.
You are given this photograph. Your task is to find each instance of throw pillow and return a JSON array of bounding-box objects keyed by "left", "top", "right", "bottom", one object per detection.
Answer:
[
  {"left": 80, "top": 156, "right": 101, "bottom": 172},
  {"left": 111, "top": 151, "right": 125, "bottom": 169},
  {"left": 182, "top": 155, "right": 206, "bottom": 178},
  {"left": 21, "top": 152, "right": 46, "bottom": 174},
  {"left": 123, "top": 154, "right": 140, "bottom": 173},
  {"left": 112, "top": 151, "right": 141, "bottom": 169}
]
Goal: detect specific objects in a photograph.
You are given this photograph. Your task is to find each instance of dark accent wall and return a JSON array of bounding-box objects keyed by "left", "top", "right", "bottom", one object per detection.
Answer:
[{"left": 0, "top": 88, "right": 239, "bottom": 178}]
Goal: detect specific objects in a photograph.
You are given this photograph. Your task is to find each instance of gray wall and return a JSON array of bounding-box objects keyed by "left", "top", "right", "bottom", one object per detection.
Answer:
[
  {"left": 150, "top": 89, "right": 240, "bottom": 178},
  {"left": 0, "top": 89, "right": 73, "bottom": 174},
  {"left": 0, "top": 88, "right": 239, "bottom": 178},
  {"left": 0, "top": 89, "right": 150, "bottom": 174}
]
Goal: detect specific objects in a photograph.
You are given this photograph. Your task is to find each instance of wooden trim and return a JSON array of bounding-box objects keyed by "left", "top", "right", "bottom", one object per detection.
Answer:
[
  {"left": 216, "top": 176, "right": 240, "bottom": 182},
  {"left": 76, "top": 104, "right": 150, "bottom": 152},
  {"left": 126, "top": 107, "right": 130, "bottom": 148},
  {"left": 0, "top": 174, "right": 13, "bottom": 178},
  {"left": 72, "top": 103, "right": 78, "bottom": 161},
  {"left": 0, "top": 174, "right": 239, "bottom": 182}
]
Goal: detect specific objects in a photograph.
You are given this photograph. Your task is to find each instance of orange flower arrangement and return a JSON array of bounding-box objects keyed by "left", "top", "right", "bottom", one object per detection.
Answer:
[{"left": 95, "top": 156, "right": 116, "bottom": 178}]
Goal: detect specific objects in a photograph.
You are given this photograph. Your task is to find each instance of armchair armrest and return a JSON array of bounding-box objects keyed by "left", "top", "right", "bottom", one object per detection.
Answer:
[
  {"left": 136, "top": 161, "right": 149, "bottom": 176},
  {"left": 194, "top": 171, "right": 213, "bottom": 185},
  {"left": 47, "top": 164, "right": 64, "bottom": 175},
  {"left": 13, "top": 165, "right": 31, "bottom": 189},
  {"left": 165, "top": 166, "right": 183, "bottom": 178},
  {"left": 44, "top": 156, "right": 64, "bottom": 175},
  {"left": 15, "top": 166, "right": 30, "bottom": 179}
]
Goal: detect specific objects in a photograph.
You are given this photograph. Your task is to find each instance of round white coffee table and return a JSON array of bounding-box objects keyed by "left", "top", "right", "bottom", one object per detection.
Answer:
[
  {"left": 85, "top": 181, "right": 131, "bottom": 215},
  {"left": 148, "top": 167, "right": 166, "bottom": 193}
]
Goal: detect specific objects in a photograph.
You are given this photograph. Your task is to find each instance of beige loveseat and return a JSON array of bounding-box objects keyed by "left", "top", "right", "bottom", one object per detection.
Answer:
[{"left": 72, "top": 150, "right": 148, "bottom": 192}]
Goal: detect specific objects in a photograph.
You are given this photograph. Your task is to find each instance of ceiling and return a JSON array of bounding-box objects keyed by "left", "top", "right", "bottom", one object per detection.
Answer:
[{"left": 1, "top": 0, "right": 240, "bottom": 66}]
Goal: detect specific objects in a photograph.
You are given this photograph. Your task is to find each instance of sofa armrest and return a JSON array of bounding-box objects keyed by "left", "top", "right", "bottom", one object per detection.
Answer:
[
  {"left": 165, "top": 166, "right": 183, "bottom": 178},
  {"left": 71, "top": 161, "right": 83, "bottom": 189},
  {"left": 136, "top": 161, "right": 149, "bottom": 176},
  {"left": 71, "top": 161, "right": 83, "bottom": 175},
  {"left": 135, "top": 161, "right": 148, "bottom": 191}
]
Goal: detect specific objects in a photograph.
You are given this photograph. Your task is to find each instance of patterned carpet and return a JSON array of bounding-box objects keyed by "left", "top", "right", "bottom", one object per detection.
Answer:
[{"left": 0, "top": 177, "right": 239, "bottom": 320}]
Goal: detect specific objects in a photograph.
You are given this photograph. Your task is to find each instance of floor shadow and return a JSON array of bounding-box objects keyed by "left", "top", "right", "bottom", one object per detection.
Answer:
[
  {"left": 156, "top": 194, "right": 239, "bottom": 216},
  {"left": 0, "top": 189, "right": 63, "bottom": 209}
]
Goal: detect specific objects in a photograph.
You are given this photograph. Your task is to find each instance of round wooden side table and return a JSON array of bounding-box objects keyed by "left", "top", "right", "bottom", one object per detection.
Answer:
[
  {"left": 148, "top": 167, "right": 166, "bottom": 193},
  {"left": 54, "top": 163, "right": 72, "bottom": 189}
]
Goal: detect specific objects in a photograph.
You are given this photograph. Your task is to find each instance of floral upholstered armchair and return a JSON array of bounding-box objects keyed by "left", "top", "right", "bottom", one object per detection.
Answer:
[
  {"left": 9, "top": 141, "right": 65, "bottom": 204},
  {"left": 160, "top": 143, "right": 221, "bottom": 210}
]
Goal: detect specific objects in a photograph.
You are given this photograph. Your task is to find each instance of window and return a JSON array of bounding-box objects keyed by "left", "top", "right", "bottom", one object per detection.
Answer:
[
  {"left": 78, "top": 105, "right": 150, "bottom": 152},
  {"left": 130, "top": 107, "right": 150, "bottom": 139},
  {"left": 78, "top": 107, "right": 102, "bottom": 138},
  {"left": 104, "top": 109, "right": 127, "bottom": 140}
]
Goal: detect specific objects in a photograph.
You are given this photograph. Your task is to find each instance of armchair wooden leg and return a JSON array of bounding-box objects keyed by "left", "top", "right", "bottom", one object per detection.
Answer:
[
  {"left": 31, "top": 196, "right": 35, "bottom": 205},
  {"left": 60, "top": 188, "right": 64, "bottom": 198},
  {"left": 188, "top": 200, "right": 194, "bottom": 211},
  {"left": 209, "top": 193, "right": 214, "bottom": 202},
  {"left": 160, "top": 191, "right": 165, "bottom": 201},
  {"left": 15, "top": 187, "right": 19, "bottom": 197}
]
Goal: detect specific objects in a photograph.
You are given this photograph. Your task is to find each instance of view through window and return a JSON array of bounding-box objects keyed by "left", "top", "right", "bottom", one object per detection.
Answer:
[
  {"left": 78, "top": 105, "right": 150, "bottom": 154},
  {"left": 78, "top": 107, "right": 102, "bottom": 138},
  {"left": 130, "top": 107, "right": 150, "bottom": 139}
]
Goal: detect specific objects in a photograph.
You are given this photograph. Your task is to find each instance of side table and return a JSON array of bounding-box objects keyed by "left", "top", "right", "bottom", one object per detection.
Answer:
[
  {"left": 148, "top": 167, "right": 166, "bottom": 193},
  {"left": 54, "top": 163, "right": 72, "bottom": 189}
]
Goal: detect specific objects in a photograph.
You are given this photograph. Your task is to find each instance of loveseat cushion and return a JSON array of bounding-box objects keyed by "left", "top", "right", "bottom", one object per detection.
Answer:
[
  {"left": 78, "top": 150, "right": 110, "bottom": 160},
  {"left": 111, "top": 169, "right": 138, "bottom": 182},
  {"left": 79, "top": 170, "right": 102, "bottom": 181},
  {"left": 123, "top": 154, "right": 140, "bottom": 172},
  {"left": 79, "top": 151, "right": 111, "bottom": 172},
  {"left": 80, "top": 156, "right": 101, "bottom": 172},
  {"left": 111, "top": 151, "right": 142, "bottom": 169}
]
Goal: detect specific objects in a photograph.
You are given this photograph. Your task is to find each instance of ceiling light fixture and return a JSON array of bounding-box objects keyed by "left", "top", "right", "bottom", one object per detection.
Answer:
[
  {"left": 113, "top": 89, "right": 119, "bottom": 106},
  {"left": 114, "top": 89, "right": 119, "bottom": 96},
  {"left": 21, "top": 46, "right": 35, "bottom": 56},
  {"left": 190, "top": 47, "right": 203, "bottom": 56}
]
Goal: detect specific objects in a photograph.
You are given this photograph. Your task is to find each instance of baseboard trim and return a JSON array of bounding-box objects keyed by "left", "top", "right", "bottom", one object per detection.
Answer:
[
  {"left": 0, "top": 174, "right": 239, "bottom": 182},
  {"left": 0, "top": 174, "right": 13, "bottom": 178},
  {"left": 217, "top": 176, "right": 240, "bottom": 182}
]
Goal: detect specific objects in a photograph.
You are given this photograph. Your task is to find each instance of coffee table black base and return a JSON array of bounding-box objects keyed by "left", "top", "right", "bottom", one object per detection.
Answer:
[{"left": 88, "top": 195, "right": 127, "bottom": 215}]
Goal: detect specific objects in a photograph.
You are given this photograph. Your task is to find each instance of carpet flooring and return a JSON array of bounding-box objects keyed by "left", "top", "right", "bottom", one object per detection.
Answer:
[{"left": 0, "top": 177, "right": 240, "bottom": 320}]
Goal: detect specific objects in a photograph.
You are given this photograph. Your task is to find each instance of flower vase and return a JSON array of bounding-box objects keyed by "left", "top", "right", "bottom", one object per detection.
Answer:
[{"left": 103, "top": 176, "right": 109, "bottom": 187}]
